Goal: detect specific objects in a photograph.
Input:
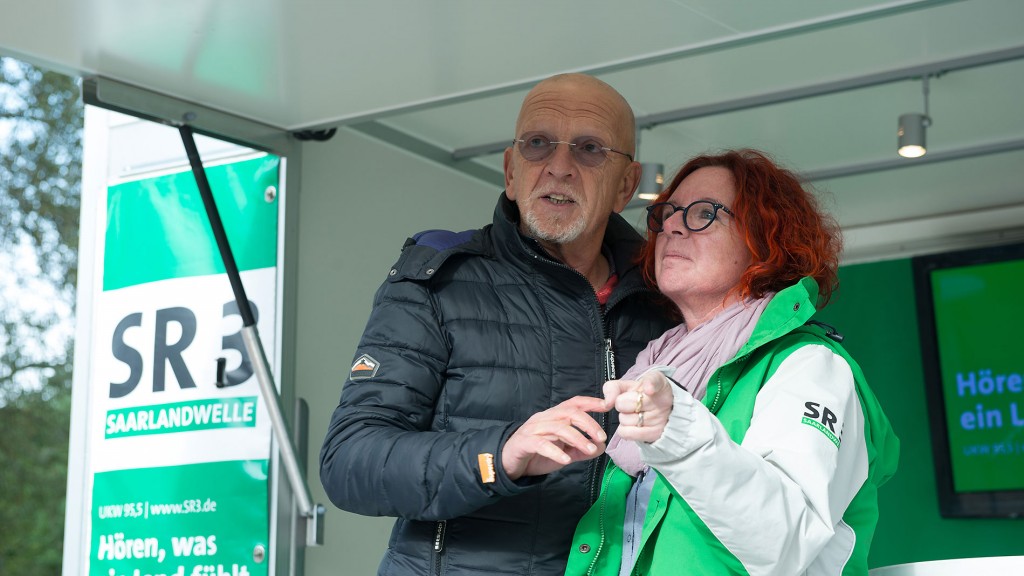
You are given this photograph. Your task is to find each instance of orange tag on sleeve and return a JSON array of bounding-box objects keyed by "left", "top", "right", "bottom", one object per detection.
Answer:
[{"left": 477, "top": 453, "right": 496, "bottom": 484}]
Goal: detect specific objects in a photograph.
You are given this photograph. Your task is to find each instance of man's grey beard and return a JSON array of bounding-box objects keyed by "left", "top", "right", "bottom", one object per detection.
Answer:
[{"left": 522, "top": 210, "right": 586, "bottom": 245}]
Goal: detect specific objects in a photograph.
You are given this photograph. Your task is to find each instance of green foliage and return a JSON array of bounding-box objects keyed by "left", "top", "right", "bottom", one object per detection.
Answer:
[
  {"left": 0, "top": 56, "right": 81, "bottom": 399},
  {"left": 0, "top": 57, "right": 82, "bottom": 292},
  {"left": 0, "top": 56, "right": 82, "bottom": 574},
  {"left": 0, "top": 373, "right": 72, "bottom": 574}
]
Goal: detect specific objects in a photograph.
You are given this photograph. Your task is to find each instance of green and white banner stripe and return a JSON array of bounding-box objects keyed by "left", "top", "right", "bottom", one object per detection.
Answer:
[
  {"left": 86, "top": 155, "right": 279, "bottom": 576},
  {"left": 104, "top": 156, "right": 279, "bottom": 291}
]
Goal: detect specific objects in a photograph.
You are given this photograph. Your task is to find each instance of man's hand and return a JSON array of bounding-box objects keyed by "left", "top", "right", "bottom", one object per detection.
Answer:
[
  {"left": 501, "top": 396, "right": 610, "bottom": 480},
  {"left": 603, "top": 369, "right": 673, "bottom": 444}
]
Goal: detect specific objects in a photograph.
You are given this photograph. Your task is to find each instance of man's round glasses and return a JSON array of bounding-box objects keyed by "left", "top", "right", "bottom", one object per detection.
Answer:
[
  {"left": 645, "top": 200, "right": 735, "bottom": 233},
  {"left": 513, "top": 132, "right": 634, "bottom": 168}
]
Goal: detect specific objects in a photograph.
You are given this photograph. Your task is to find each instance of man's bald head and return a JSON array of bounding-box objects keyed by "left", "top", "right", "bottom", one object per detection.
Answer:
[{"left": 515, "top": 73, "right": 636, "bottom": 156}]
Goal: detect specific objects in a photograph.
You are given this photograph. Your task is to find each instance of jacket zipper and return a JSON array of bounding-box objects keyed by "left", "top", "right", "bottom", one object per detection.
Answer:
[
  {"left": 592, "top": 317, "right": 617, "bottom": 503},
  {"left": 708, "top": 352, "right": 749, "bottom": 414},
  {"left": 433, "top": 520, "right": 446, "bottom": 575},
  {"left": 595, "top": 285, "right": 649, "bottom": 504},
  {"left": 603, "top": 337, "right": 616, "bottom": 382},
  {"left": 709, "top": 373, "right": 723, "bottom": 413},
  {"left": 524, "top": 248, "right": 654, "bottom": 505},
  {"left": 586, "top": 468, "right": 616, "bottom": 576},
  {"left": 526, "top": 248, "right": 619, "bottom": 505}
]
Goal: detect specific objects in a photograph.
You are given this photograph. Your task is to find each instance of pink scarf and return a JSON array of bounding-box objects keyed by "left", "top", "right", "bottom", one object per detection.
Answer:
[{"left": 605, "top": 295, "right": 773, "bottom": 475}]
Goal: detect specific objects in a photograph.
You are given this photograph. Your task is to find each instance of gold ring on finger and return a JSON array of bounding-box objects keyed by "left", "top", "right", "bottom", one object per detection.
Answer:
[
  {"left": 635, "top": 392, "right": 644, "bottom": 414},
  {"left": 637, "top": 411, "right": 644, "bottom": 428}
]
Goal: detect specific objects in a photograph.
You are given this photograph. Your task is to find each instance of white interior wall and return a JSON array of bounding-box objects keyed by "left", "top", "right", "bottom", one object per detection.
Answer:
[{"left": 294, "top": 128, "right": 498, "bottom": 575}]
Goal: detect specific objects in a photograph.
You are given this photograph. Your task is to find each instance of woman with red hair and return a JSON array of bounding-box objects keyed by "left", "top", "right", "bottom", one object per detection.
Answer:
[{"left": 565, "top": 149, "right": 899, "bottom": 575}]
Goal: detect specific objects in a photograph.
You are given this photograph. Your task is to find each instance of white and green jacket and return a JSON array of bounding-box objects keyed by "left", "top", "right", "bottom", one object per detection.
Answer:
[{"left": 565, "top": 277, "right": 900, "bottom": 576}]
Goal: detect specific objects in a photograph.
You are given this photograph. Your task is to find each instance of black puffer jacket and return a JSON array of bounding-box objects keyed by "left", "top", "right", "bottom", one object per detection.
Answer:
[{"left": 319, "top": 194, "right": 675, "bottom": 576}]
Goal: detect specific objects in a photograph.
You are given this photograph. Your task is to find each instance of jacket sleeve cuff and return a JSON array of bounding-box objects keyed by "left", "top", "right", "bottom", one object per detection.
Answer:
[
  {"left": 639, "top": 385, "right": 715, "bottom": 465},
  {"left": 490, "top": 422, "right": 545, "bottom": 495}
]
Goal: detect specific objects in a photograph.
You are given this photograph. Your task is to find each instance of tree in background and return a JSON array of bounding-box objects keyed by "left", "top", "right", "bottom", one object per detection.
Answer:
[{"left": 0, "top": 55, "right": 82, "bottom": 574}]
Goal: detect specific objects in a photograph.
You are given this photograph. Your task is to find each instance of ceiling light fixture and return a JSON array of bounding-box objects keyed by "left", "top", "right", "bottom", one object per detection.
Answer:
[
  {"left": 898, "top": 76, "right": 932, "bottom": 158},
  {"left": 637, "top": 163, "right": 664, "bottom": 201}
]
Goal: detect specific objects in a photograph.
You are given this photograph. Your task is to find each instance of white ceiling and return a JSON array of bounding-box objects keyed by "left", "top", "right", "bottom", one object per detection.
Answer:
[{"left": 2, "top": 0, "right": 1023, "bottom": 262}]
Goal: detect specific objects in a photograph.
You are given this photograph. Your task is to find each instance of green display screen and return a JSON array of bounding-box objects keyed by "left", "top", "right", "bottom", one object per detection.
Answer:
[
  {"left": 932, "top": 261, "right": 1024, "bottom": 491},
  {"left": 913, "top": 242, "right": 1024, "bottom": 517}
]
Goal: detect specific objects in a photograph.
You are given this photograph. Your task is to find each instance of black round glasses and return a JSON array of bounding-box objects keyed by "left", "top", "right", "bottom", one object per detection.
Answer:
[
  {"left": 512, "top": 132, "right": 633, "bottom": 168},
  {"left": 645, "top": 200, "right": 735, "bottom": 233}
]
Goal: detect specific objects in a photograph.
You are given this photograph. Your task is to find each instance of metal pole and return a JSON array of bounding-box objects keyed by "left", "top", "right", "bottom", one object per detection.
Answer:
[{"left": 178, "top": 125, "right": 324, "bottom": 546}]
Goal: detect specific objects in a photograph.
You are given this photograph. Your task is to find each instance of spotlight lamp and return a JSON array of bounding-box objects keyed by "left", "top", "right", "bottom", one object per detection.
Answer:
[
  {"left": 898, "top": 76, "right": 932, "bottom": 158},
  {"left": 638, "top": 162, "right": 664, "bottom": 201}
]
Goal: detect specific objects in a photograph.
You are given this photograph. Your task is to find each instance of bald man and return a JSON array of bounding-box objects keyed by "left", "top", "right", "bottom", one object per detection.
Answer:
[{"left": 320, "top": 74, "right": 675, "bottom": 576}]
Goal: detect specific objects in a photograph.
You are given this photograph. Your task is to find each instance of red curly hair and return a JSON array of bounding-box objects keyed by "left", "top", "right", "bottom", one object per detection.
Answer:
[{"left": 638, "top": 149, "right": 842, "bottom": 306}]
